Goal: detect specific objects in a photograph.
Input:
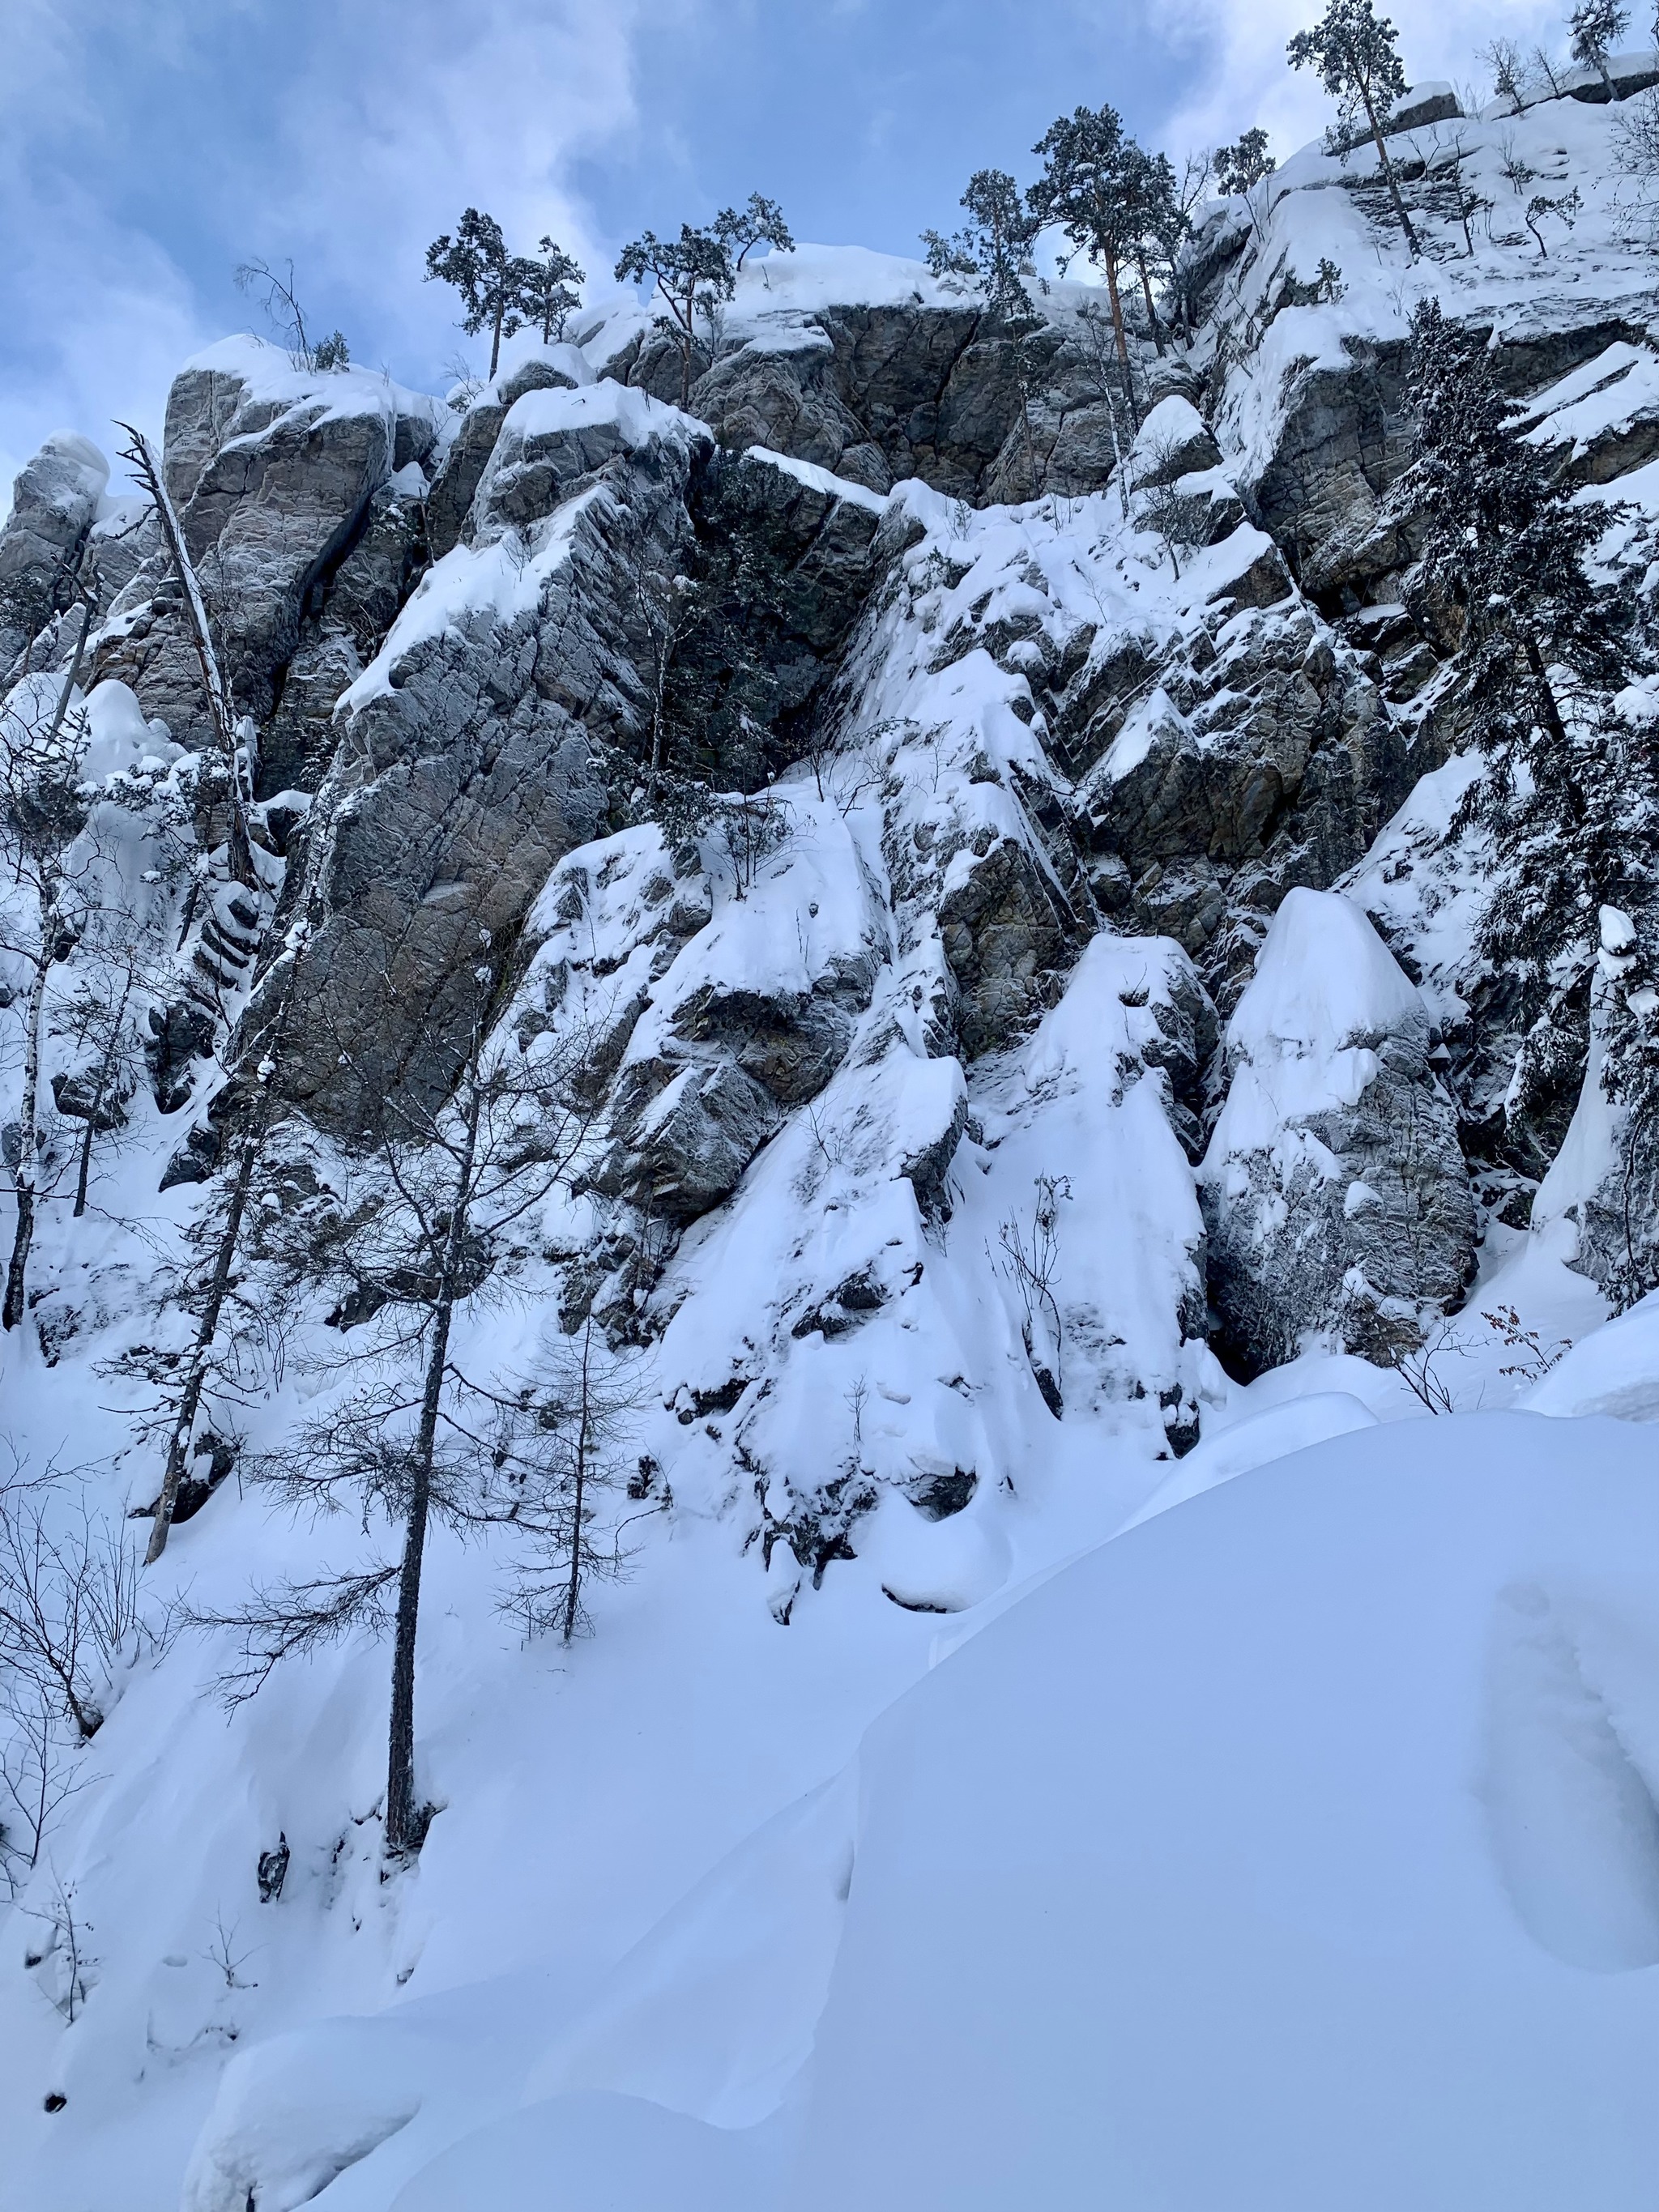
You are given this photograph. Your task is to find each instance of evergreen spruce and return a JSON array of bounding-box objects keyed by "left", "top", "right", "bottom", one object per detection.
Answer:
[{"left": 1395, "top": 299, "right": 1659, "bottom": 1173}]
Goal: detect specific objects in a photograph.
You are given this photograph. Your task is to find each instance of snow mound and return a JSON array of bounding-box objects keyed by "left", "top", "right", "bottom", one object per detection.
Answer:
[
  {"left": 498, "top": 377, "right": 686, "bottom": 450},
  {"left": 1524, "top": 1290, "right": 1659, "bottom": 1422},
  {"left": 1209, "top": 887, "right": 1426, "bottom": 1148},
  {"left": 1120, "top": 1389, "right": 1377, "bottom": 1529},
  {"left": 373, "top": 1412, "right": 1659, "bottom": 2210}
]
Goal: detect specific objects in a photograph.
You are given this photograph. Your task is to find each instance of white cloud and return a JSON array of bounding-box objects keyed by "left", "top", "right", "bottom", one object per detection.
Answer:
[
  {"left": 0, "top": 0, "right": 646, "bottom": 502},
  {"left": 1155, "top": 0, "right": 1576, "bottom": 158},
  {"left": 0, "top": 0, "right": 1636, "bottom": 510},
  {"left": 256, "top": 0, "right": 646, "bottom": 374},
  {"left": 0, "top": 1, "right": 207, "bottom": 494}
]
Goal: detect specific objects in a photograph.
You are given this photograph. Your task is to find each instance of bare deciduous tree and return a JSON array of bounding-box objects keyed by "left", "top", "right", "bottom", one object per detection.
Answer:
[
  {"left": 996, "top": 1173, "right": 1072, "bottom": 1416},
  {"left": 0, "top": 1462, "right": 178, "bottom": 1743},
  {"left": 1, "top": 615, "right": 96, "bottom": 1329}
]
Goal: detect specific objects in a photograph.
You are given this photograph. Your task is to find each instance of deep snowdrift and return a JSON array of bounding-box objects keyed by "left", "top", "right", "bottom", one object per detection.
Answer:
[{"left": 181, "top": 1412, "right": 1659, "bottom": 2212}]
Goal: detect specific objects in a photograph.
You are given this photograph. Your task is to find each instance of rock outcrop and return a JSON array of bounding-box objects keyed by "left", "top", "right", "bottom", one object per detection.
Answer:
[
  {"left": 278, "top": 384, "right": 710, "bottom": 1129},
  {"left": 424, "top": 347, "right": 591, "bottom": 558},
  {"left": 95, "top": 341, "right": 437, "bottom": 757},
  {"left": 0, "top": 432, "right": 109, "bottom": 673},
  {"left": 1199, "top": 888, "right": 1474, "bottom": 1374}
]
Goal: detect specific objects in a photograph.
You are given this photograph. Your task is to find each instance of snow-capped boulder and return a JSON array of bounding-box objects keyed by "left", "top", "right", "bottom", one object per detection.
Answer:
[
  {"left": 471, "top": 383, "right": 694, "bottom": 543},
  {"left": 1200, "top": 887, "right": 1474, "bottom": 1373},
  {"left": 1130, "top": 394, "right": 1222, "bottom": 488},
  {"left": 0, "top": 431, "right": 109, "bottom": 671}
]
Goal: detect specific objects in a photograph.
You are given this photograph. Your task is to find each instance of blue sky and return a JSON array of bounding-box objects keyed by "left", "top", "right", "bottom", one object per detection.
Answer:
[{"left": 2, "top": 0, "right": 1562, "bottom": 496}]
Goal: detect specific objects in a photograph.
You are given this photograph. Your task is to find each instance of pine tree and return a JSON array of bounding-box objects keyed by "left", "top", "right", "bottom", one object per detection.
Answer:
[
  {"left": 1393, "top": 300, "right": 1659, "bottom": 1155},
  {"left": 1123, "top": 147, "right": 1183, "bottom": 355},
  {"left": 195, "top": 984, "right": 601, "bottom": 1857},
  {"left": 616, "top": 198, "right": 791, "bottom": 407},
  {"left": 1570, "top": 2, "right": 1630, "bottom": 95},
  {"left": 1288, "top": 0, "right": 1420, "bottom": 255},
  {"left": 714, "top": 194, "right": 795, "bottom": 274},
  {"left": 514, "top": 235, "right": 586, "bottom": 345},
  {"left": 1215, "top": 128, "right": 1277, "bottom": 244},
  {"left": 923, "top": 168, "right": 1045, "bottom": 489},
  {"left": 425, "top": 209, "right": 530, "bottom": 380},
  {"left": 1030, "top": 104, "right": 1145, "bottom": 413}
]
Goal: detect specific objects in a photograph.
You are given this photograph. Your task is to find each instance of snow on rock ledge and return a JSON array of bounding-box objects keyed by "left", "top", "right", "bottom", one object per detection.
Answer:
[{"left": 1200, "top": 887, "right": 1473, "bottom": 1374}]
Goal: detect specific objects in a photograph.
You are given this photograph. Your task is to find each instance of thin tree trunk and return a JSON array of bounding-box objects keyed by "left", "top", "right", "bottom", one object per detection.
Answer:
[
  {"left": 73, "top": 969, "right": 135, "bottom": 1218},
  {"left": 145, "top": 1109, "right": 262, "bottom": 1559},
  {"left": 489, "top": 299, "right": 504, "bottom": 381},
  {"left": 563, "top": 1321, "right": 593, "bottom": 1643},
  {"left": 4, "top": 609, "right": 92, "bottom": 1326},
  {"left": 1351, "top": 65, "right": 1419, "bottom": 255},
  {"left": 3, "top": 942, "right": 50, "bottom": 1332},
  {"left": 145, "top": 940, "right": 307, "bottom": 1561},
  {"left": 1102, "top": 258, "right": 1137, "bottom": 420},
  {"left": 385, "top": 1080, "right": 481, "bottom": 1856},
  {"left": 1520, "top": 629, "right": 1572, "bottom": 756},
  {"left": 117, "top": 428, "right": 254, "bottom": 885},
  {"left": 1136, "top": 257, "right": 1166, "bottom": 354},
  {"left": 73, "top": 1120, "right": 94, "bottom": 1222}
]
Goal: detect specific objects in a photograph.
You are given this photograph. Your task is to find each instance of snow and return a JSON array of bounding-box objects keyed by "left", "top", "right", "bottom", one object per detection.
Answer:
[
  {"left": 1130, "top": 394, "right": 1209, "bottom": 468},
  {"left": 5, "top": 429, "right": 109, "bottom": 516},
  {"left": 1203, "top": 888, "right": 1425, "bottom": 1172},
  {"left": 1524, "top": 1290, "right": 1659, "bottom": 1421},
  {"left": 1120, "top": 1389, "right": 1377, "bottom": 1529},
  {"left": 333, "top": 1413, "right": 1659, "bottom": 2211},
  {"left": 14, "top": 73, "right": 1659, "bottom": 2212},
  {"left": 78, "top": 678, "right": 177, "bottom": 780},
  {"left": 740, "top": 446, "right": 889, "bottom": 515},
  {"left": 496, "top": 377, "right": 683, "bottom": 452},
  {"left": 177, "top": 335, "right": 431, "bottom": 440},
  {"left": 1205, "top": 91, "right": 1659, "bottom": 501}
]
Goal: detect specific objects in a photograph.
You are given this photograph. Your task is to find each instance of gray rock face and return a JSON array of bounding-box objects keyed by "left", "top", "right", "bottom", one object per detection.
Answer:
[
  {"left": 425, "top": 356, "right": 586, "bottom": 558},
  {"left": 937, "top": 836, "right": 1074, "bottom": 1059},
  {"left": 174, "top": 392, "right": 393, "bottom": 724},
  {"left": 280, "top": 395, "right": 710, "bottom": 1131},
  {"left": 0, "top": 433, "right": 109, "bottom": 672},
  {"left": 1199, "top": 889, "right": 1474, "bottom": 1375},
  {"left": 596, "top": 1053, "right": 782, "bottom": 1223},
  {"left": 616, "top": 300, "right": 1141, "bottom": 507},
  {"left": 96, "top": 352, "right": 404, "bottom": 749},
  {"left": 1059, "top": 602, "right": 1414, "bottom": 1010},
  {"left": 595, "top": 949, "right": 881, "bottom": 1224},
  {"left": 1245, "top": 316, "right": 1658, "bottom": 611}
]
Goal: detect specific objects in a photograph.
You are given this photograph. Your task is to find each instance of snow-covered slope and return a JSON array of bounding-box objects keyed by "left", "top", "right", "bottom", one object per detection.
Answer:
[{"left": 187, "top": 1413, "right": 1659, "bottom": 2212}]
